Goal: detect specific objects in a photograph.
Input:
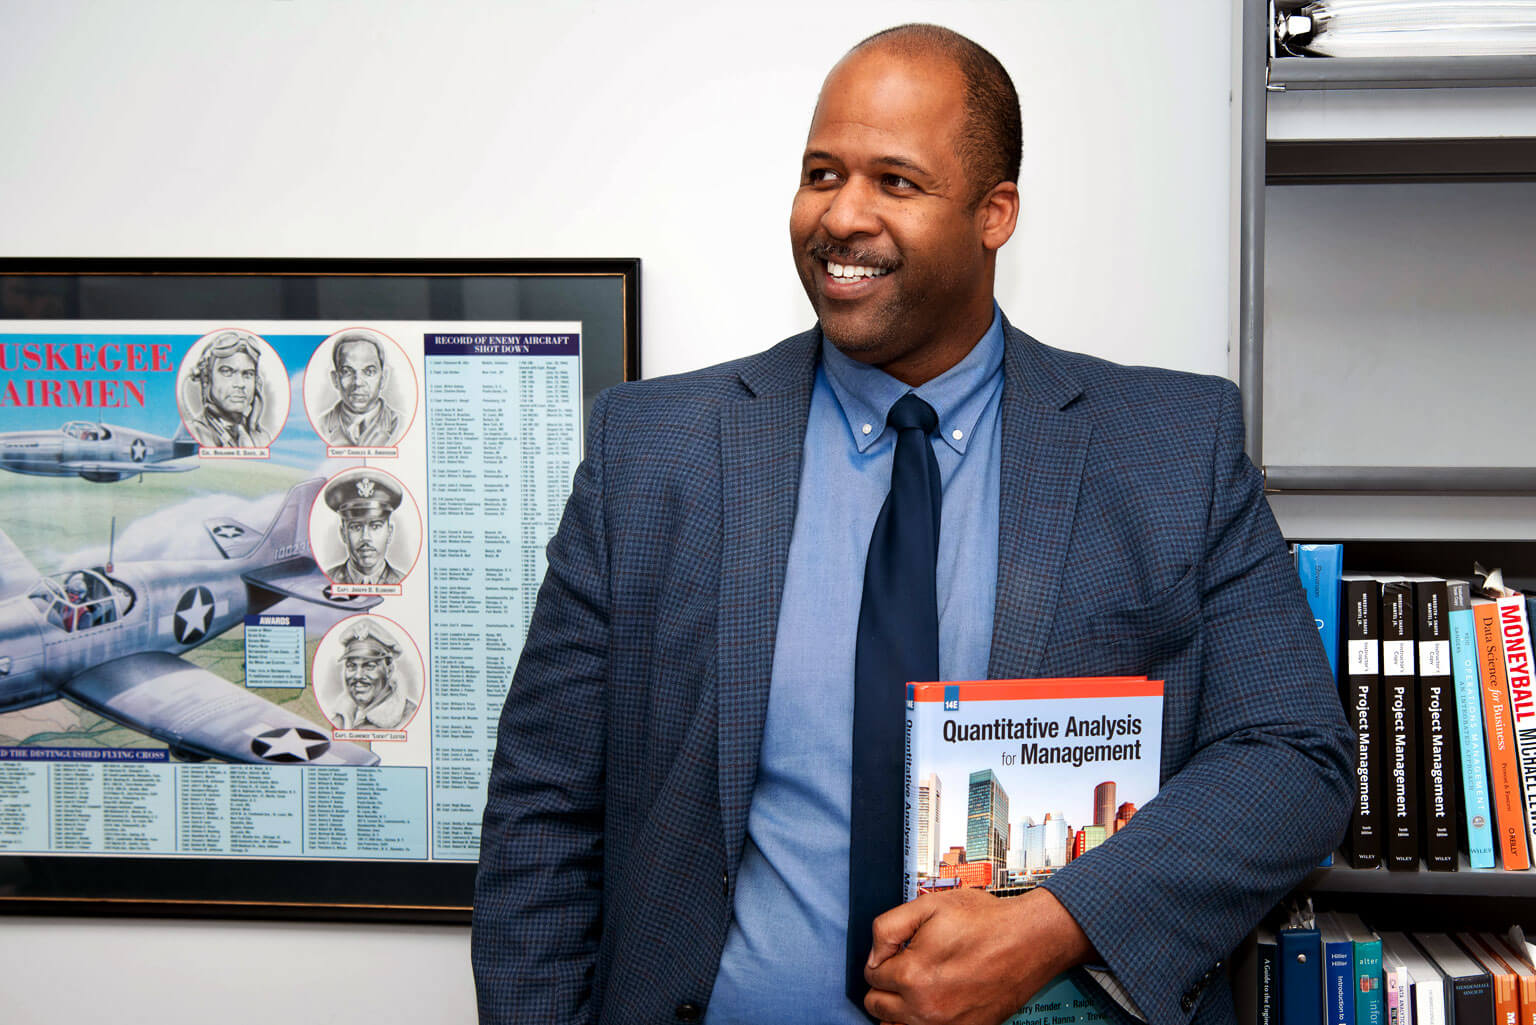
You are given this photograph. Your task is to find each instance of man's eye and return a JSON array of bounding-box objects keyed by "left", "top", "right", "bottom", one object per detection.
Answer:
[
  {"left": 805, "top": 168, "right": 841, "bottom": 185},
  {"left": 883, "top": 174, "right": 917, "bottom": 190}
]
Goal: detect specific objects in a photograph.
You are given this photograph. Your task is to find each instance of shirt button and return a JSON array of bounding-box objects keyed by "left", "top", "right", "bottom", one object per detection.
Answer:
[
  {"left": 861, "top": 423, "right": 872, "bottom": 435},
  {"left": 951, "top": 428, "right": 963, "bottom": 441}
]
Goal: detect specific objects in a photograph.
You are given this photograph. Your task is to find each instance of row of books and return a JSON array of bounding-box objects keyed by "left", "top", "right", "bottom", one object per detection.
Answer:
[
  {"left": 1259, "top": 908, "right": 1536, "bottom": 1025},
  {"left": 1294, "top": 545, "right": 1536, "bottom": 870}
]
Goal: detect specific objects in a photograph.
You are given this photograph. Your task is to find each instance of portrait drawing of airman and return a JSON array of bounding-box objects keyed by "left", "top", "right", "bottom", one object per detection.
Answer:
[
  {"left": 313, "top": 468, "right": 420, "bottom": 588},
  {"left": 178, "top": 329, "right": 287, "bottom": 449},
  {"left": 316, "top": 618, "right": 421, "bottom": 732},
  {"left": 307, "top": 328, "right": 412, "bottom": 448}
]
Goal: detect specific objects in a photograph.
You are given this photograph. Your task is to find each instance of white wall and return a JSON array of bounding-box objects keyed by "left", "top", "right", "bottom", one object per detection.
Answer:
[{"left": 0, "top": 2, "right": 1237, "bottom": 1022}]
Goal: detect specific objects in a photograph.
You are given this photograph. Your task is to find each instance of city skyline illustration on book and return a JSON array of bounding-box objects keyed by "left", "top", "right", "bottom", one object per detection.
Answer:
[{"left": 906, "top": 676, "right": 1165, "bottom": 1025}]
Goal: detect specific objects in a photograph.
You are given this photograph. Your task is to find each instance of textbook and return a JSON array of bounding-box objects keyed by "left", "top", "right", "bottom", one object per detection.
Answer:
[
  {"left": 1297, "top": 543, "right": 1345, "bottom": 680},
  {"left": 1413, "top": 579, "right": 1459, "bottom": 871},
  {"left": 1414, "top": 932, "right": 1494, "bottom": 1025},
  {"left": 1335, "top": 912, "right": 1385, "bottom": 1025},
  {"left": 1320, "top": 912, "right": 1359, "bottom": 1025},
  {"left": 1342, "top": 575, "right": 1385, "bottom": 869},
  {"left": 905, "top": 677, "right": 1164, "bottom": 1025},
  {"left": 1449, "top": 580, "right": 1497, "bottom": 869},
  {"left": 1380, "top": 579, "right": 1420, "bottom": 870}
]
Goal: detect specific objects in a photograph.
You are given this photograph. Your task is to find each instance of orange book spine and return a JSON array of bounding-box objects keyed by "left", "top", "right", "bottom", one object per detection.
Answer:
[
  {"left": 1463, "top": 934, "right": 1520, "bottom": 1025},
  {"left": 1477, "top": 599, "right": 1531, "bottom": 870}
]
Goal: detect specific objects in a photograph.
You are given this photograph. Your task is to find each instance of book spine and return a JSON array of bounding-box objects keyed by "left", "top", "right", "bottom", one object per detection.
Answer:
[
  {"left": 1259, "top": 931, "right": 1280, "bottom": 1025},
  {"left": 1452, "top": 973, "right": 1496, "bottom": 1025},
  {"left": 1499, "top": 595, "right": 1536, "bottom": 863},
  {"left": 1345, "top": 578, "right": 1384, "bottom": 869},
  {"left": 1386, "top": 964, "right": 1401, "bottom": 1025},
  {"left": 1477, "top": 600, "right": 1530, "bottom": 870},
  {"left": 1356, "top": 938, "right": 1385, "bottom": 1025},
  {"left": 1328, "top": 937, "right": 1357, "bottom": 1025},
  {"left": 1449, "top": 581, "right": 1496, "bottom": 869},
  {"left": 904, "top": 684, "right": 919, "bottom": 902},
  {"left": 1415, "top": 580, "right": 1459, "bottom": 871},
  {"left": 1298, "top": 543, "right": 1345, "bottom": 681},
  {"left": 1382, "top": 580, "right": 1420, "bottom": 870}
]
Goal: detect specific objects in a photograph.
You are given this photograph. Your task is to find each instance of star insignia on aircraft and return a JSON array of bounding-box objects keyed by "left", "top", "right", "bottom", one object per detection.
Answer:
[
  {"left": 322, "top": 584, "right": 359, "bottom": 603},
  {"left": 250, "top": 726, "right": 332, "bottom": 763},
  {"left": 129, "top": 438, "right": 147, "bottom": 462},
  {"left": 0, "top": 656, "right": 10, "bottom": 677},
  {"left": 173, "top": 586, "right": 216, "bottom": 644},
  {"left": 211, "top": 524, "right": 245, "bottom": 539}
]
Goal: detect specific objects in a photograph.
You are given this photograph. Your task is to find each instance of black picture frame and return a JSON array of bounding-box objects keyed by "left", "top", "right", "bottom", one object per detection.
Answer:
[{"left": 0, "top": 258, "right": 640, "bottom": 922}]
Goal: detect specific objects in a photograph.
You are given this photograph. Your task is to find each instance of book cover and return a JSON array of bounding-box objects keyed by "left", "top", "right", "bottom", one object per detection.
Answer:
[
  {"left": 1413, "top": 579, "right": 1460, "bottom": 870},
  {"left": 1474, "top": 596, "right": 1530, "bottom": 870},
  {"left": 1448, "top": 580, "right": 1496, "bottom": 869},
  {"left": 1343, "top": 575, "right": 1384, "bottom": 870},
  {"left": 1298, "top": 543, "right": 1345, "bottom": 681},
  {"left": 1320, "top": 913, "right": 1359, "bottom": 1025},
  {"left": 1415, "top": 932, "right": 1494, "bottom": 1025},
  {"left": 1281, "top": 926, "right": 1326, "bottom": 1025},
  {"left": 1381, "top": 579, "right": 1420, "bottom": 871},
  {"left": 1381, "top": 932, "right": 1446, "bottom": 1025},
  {"left": 1336, "top": 912, "right": 1385, "bottom": 1025},
  {"left": 905, "top": 677, "right": 1163, "bottom": 1025}
]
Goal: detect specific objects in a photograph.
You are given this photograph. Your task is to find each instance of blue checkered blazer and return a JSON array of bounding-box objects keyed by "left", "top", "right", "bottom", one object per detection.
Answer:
[{"left": 472, "top": 319, "right": 1353, "bottom": 1025}]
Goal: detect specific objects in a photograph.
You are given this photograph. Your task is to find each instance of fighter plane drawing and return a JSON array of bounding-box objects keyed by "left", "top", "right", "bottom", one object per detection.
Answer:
[
  {"left": 0, "top": 478, "right": 382, "bottom": 765},
  {"left": 0, "top": 419, "right": 198, "bottom": 482}
]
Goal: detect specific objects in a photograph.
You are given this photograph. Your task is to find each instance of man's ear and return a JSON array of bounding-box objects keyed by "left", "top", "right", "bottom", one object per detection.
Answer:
[{"left": 977, "top": 181, "right": 1020, "bottom": 252}]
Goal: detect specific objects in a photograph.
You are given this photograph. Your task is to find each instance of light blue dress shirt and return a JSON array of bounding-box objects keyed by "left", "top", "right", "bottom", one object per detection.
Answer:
[{"left": 706, "top": 309, "right": 1005, "bottom": 1024}]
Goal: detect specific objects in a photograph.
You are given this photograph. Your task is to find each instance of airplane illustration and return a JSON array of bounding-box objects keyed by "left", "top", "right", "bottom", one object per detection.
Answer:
[
  {"left": 0, "top": 420, "right": 198, "bottom": 482},
  {"left": 0, "top": 478, "right": 382, "bottom": 765}
]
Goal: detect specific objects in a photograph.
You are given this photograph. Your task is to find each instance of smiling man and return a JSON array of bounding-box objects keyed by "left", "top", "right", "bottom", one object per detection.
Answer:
[{"left": 473, "top": 24, "right": 1351, "bottom": 1025}]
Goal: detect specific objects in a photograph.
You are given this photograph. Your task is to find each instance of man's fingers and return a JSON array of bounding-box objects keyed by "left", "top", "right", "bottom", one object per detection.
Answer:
[{"left": 866, "top": 896, "right": 934, "bottom": 969}]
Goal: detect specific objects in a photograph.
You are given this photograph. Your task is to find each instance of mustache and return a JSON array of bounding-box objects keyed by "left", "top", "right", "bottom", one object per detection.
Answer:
[{"left": 805, "top": 241, "right": 899, "bottom": 271}]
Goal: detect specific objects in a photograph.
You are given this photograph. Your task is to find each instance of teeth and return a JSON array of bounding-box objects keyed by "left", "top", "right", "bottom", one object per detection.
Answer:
[{"left": 827, "top": 262, "right": 891, "bottom": 280}]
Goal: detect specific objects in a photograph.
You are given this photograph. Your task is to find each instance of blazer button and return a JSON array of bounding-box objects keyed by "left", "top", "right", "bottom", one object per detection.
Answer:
[
  {"left": 676, "top": 1002, "right": 704, "bottom": 1022},
  {"left": 1180, "top": 993, "right": 1196, "bottom": 1014},
  {"left": 722, "top": 870, "right": 730, "bottom": 899}
]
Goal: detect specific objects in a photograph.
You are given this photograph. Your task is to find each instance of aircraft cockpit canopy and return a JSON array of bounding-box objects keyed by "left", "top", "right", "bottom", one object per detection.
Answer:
[
  {"left": 61, "top": 421, "right": 111, "bottom": 441},
  {"left": 28, "top": 568, "right": 135, "bottom": 633}
]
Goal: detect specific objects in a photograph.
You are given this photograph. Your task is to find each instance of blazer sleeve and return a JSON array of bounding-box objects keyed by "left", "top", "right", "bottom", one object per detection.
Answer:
[
  {"left": 1040, "top": 380, "right": 1354, "bottom": 1025},
  {"left": 472, "top": 390, "right": 612, "bottom": 1025}
]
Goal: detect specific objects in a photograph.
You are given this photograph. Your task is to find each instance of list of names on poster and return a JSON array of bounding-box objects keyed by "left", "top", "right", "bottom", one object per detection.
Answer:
[
  {"left": 422, "top": 332, "right": 582, "bottom": 860},
  {"left": 0, "top": 759, "right": 428, "bottom": 859}
]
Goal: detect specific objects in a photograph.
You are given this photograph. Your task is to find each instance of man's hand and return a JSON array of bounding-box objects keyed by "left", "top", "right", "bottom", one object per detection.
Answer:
[{"left": 862, "top": 886, "right": 1096, "bottom": 1025}]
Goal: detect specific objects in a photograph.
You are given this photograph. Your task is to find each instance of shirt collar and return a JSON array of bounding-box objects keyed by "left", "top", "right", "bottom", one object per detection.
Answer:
[{"left": 820, "top": 305, "right": 1005, "bottom": 455}]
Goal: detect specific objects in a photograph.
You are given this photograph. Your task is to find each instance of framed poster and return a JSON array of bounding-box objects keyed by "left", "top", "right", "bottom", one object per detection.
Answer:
[{"left": 0, "top": 259, "right": 639, "bottom": 920}]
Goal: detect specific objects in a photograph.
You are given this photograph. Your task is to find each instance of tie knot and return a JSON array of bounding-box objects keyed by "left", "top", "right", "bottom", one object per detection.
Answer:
[{"left": 887, "top": 393, "right": 937, "bottom": 434}]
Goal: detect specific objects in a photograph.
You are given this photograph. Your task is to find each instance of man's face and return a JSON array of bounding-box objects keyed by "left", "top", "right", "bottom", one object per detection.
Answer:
[
  {"left": 343, "top": 651, "right": 391, "bottom": 707},
  {"left": 207, "top": 352, "right": 258, "bottom": 419},
  {"left": 331, "top": 340, "right": 386, "bottom": 415},
  {"left": 340, "top": 515, "right": 393, "bottom": 573},
  {"left": 789, "top": 47, "right": 1012, "bottom": 384}
]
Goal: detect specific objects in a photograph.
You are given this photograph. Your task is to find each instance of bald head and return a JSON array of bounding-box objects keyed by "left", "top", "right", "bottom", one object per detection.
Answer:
[{"left": 846, "top": 24, "right": 1021, "bottom": 206}]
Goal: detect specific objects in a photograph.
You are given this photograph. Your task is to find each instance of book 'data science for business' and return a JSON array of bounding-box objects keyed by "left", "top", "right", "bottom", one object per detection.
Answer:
[{"left": 0, "top": 321, "right": 581, "bottom": 863}]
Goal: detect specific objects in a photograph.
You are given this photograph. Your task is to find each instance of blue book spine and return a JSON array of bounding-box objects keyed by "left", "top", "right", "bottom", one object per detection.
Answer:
[
  {"left": 1297, "top": 544, "right": 1345, "bottom": 682},
  {"left": 1280, "top": 927, "right": 1324, "bottom": 1025},
  {"left": 1449, "top": 580, "right": 1496, "bottom": 868},
  {"left": 1326, "top": 937, "right": 1357, "bottom": 1025}
]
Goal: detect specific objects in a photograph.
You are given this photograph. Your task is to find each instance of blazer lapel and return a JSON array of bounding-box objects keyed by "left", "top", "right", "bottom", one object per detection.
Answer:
[
  {"left": 716, "top": 331, "right": 819, "bottom": 873},
  {"left": 989, "top": 324, "right": 1091, "bottom": 680}
]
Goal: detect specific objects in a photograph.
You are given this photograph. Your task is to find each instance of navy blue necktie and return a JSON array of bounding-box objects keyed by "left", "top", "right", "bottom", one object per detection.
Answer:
[{"left": 846, "top": 393, "right": 941, "bottom": 1008}]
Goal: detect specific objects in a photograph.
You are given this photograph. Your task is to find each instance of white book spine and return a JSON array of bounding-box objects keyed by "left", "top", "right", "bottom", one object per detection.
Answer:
[{"left": 1499, "top": 595, "right": 1536, "bottom": 860}]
